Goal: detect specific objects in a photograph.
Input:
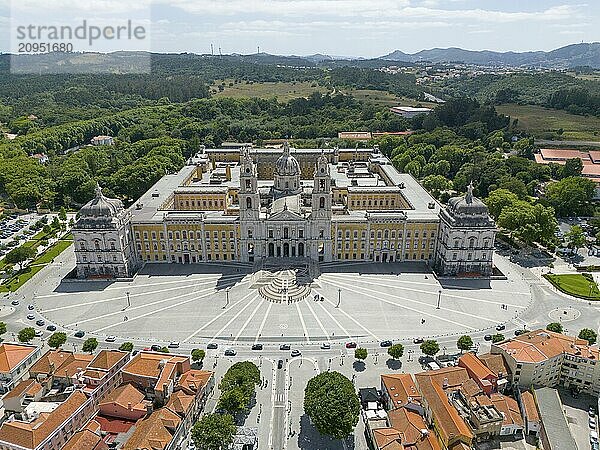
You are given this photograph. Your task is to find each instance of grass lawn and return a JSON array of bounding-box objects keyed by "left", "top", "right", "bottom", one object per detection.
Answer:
[
  {"left": 496, "top": 104, "right": 600, "bottom": 142},
  {"left": 544, "top": 273, "right": 600, "bottom": 300},
  {"left": 33, "top": 241, "right": 73, "bottom": 266},
  {"left": 0, "top": 265, "right": 45, "bottom": 293},
  {"left": 0, "top": 240, "right": 73, "bottom": 292},
  {"left": 342, "top": 89, "right": 438, "bottom": 108},
  {"left": 211, "top": 79, "right": 327, "bottom": 101}
]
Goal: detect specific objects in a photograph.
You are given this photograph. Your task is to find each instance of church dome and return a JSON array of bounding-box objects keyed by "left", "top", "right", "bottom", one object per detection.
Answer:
[
  {"left": 275, "top": 143, "right": 301, "bottom": 176},
  {"left": 79, "top": 185, "right": 124, "bottom": 219},
  {"left": 444, "top": 182, "right": 494, "bottom": 227}
]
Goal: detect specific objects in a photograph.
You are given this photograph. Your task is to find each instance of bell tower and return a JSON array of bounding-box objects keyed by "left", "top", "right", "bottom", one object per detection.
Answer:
[
  {"left": 239, "top": 146, "right": 259, "bottom": 221},
  {"left": 312, "top": 151, "right": 332, "bottom": 220}
]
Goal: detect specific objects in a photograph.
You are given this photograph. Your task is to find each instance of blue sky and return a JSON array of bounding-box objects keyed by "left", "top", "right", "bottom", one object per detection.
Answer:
[{"left": 2, "top": 0, "right": 599, "bottom": 57}]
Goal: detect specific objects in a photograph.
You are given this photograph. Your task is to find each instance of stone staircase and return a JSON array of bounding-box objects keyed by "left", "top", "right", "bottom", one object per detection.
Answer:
[{"left": 258, "top": 269, "right": 312, "bottom": 304}]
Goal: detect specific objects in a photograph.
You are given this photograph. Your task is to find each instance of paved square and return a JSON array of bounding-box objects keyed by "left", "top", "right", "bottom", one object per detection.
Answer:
[{"left": 34, "top": 258, "right": 532, "bottom": 348}]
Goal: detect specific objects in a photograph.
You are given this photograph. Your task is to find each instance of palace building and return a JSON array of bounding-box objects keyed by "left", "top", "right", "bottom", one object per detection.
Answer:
[{"left": 72, "top": 144, "right": 496, "bottom": 278}]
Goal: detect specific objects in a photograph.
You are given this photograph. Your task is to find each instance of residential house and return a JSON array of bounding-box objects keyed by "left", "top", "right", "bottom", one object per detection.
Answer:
[
  {"left": 520, "top": 391, "right": 541, "bottom": 436},
  {"left": 489, "top": 393, "right": 524, "bottom": 436},
  {"left": 1, "top": 379, "right": 43, "bottom": 414},
  {"left": 62, "top": 429, "right": 108, "bottom": 450},
  {"left": 478, "top": 352, "right": 511, "bottom": 389},
  {"left": 121, "top": 407, "right": 181, "bottom": 450},
  {"left": 0, "top": 344, "right": 41, "bottom": 394},
  {"left": 458, "top": 352, "right": 498, "bottom": 395},
  {"left": 98, "top": 384, "right": 149, "bottom": 421},
  {"left": 381, "top": 373, "right": 424, "bottom": 415}
]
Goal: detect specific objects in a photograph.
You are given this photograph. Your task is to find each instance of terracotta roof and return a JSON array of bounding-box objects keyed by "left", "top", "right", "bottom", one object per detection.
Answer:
[
  {"left": 122, "top": 408, "right": 181, "bottom": 450},
  {"left": 477, "top": 353, "right": 510, "bottom": 378},
  {"left": 122, "top": 352, "right": 188, "bottom": 380},
  {"left": 165, "top": 390, "right": 194, "bottom": 416},
  {"left": 458, "top": 353, "right": 496, "bottom": 381},
  {"left": 99, "top": 384, "right": 145, "bottom": 412},
  {"left": 177, "top": 369, "right": 213, "bottom": 393},
  {"left": 373, "top": 427, "right": 403, "bottom": 450},
  {"left": 95, "top": 415, "right": 137, "bottom": 434},
  {"left": 490, "top": 394, "right": 524, "bottom": 428},
  {"left": 415, "top": 367, "right": 473, "bottom": 446},
  {"left": 388, "top": 408, "right": 442, "bottom": 450},
  {"left": 521, "top": 391, "right": 540, "bottom": 423},
  {"left": 0, "top": 390, "right": 88, "bottom": 449},
  {"left": 382, "top": 374, "right": 422, "bottom": 409},
  {"left": 539, "top": 148, "right": 589, "bottom": 161},
  {"left": 88, "top": 350, "right": 127, "bottom": 371},
  {"left": 496, "top": 329, "right": 599, "bottom": 364},
  {"left": 29, "top": 350, "right": 93, "bottom": 378},
  {"left": 2, "top": 379, "right": 43, "bottom": 400},
  {"left": 63, "top": 429, "right": 108, "bottom": 450},
  {"left": 0, "top": 344, "right": 37, "bottom": 373}
]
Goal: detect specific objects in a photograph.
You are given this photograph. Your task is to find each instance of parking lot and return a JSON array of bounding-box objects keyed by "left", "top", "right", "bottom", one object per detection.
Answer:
[
  {"left": 559, "top": 390, "right": 598, "bottom": 450},
  {"left": 0, "top": 213, "right": 43, "bottom": 258}
]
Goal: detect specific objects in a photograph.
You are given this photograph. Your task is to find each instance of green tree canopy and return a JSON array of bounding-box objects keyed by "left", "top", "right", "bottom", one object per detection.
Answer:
[
  {"left": 18, "top": 327, "right": 36, "bottom": 343},
  {"left": 545, "top": 177, "right": 596, "bottom": 217},
  {"left": 387, "top": 344, "right": 404, "bottom": 360},
  {"left": 497, "top": 201, "right": 557, "bottom": 245},
  {"left": 420, "top": 340, "right": 440, "bottom": 356},
  {"left": 47, "top": 332, "right": 67, "bottom": 349},
  {"left": 485, "top": 189, "right": 519, "bottom": 220},
  {"left": 191, "top": 348, "right": 206, "bottom": 363},
  {"left": 565, "top": 225, "right": 586, "bottom": 253},
  {"left": 304, "top": 371, "right": 360, "bottom": 440},
  {"left": 546, "top": 322, "right": 563, "bottom": 333},
  {"left": 4, "top": 246, "right": 37, "bottom": 270},
  {"left": 457, "top": 335, "right": 473, "bottom": 352},
  {"left": 491, "top": 334, "right": 505, "bottom": 343},
  {"left": 578, "top": 328, "right": 598, "bottom": 345},
  {"left": 119, "top": 342, "right": 134, "bottom": 352},
  {"left": 82, "top": 337, "right": 98, "bottom": 353},
  {"left": 354, "top": 348, "right": 368, "bottom": 361},
  {"left": 0, "top": 322, "right": 6, "bottom": 336},
  {"left": 192, "top": 413, "right": 236, "bottom": 450}
]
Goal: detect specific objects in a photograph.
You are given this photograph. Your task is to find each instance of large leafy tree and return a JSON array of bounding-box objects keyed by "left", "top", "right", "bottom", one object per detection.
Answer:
[
  {"left": 217, "top": 361, "right": 260, "bottom": 415},
  {"left": 545, "top": 177, "right": 596, "bottom": 217},
  {"left": 497, "top": 201, "right": 557, "bottom": 245},
  {"left": 420, "top": 340, "right": 440, "bottom": 357},
  {"left": 457, "top": 335, "right": 473, "bottom": 353},
  {"left": 579, "top": 328, "right": 598, "bottom": 345},
  {"left": 485, "top": 189, "right": 519, "bottom": 220},
  {"left": 47, "top": 332, "right": 67, "bottom": 349},
  {"left": 546, "top": 322, "right": 563, "bottom": 333},
  {"left": 354, "top": 348, "right": 368, "bottom": 361},
  {"left": 18, "top": 327, "right": 36, "bottom": 343},
  {"left": 82, "top": 338, "right": 98, "bottom": 353},
  {"left": 4, "top": 246, "right": 37, "bottom": 270},
  {"left": 191, "top": 413, "right": 236, "bottom": 450},
  {"left": 304, "top": 371, "right": 360, "bottom": 440},
  {"left": 387, "top": 344, "right": 404, "bottom": 360},
  {"left": 565, "top": 225, "right": 586, "bottom": 254}
]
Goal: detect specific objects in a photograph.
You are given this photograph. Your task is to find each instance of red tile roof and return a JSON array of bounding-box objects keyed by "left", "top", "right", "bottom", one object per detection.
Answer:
[{"left": 0, "top": 344, "right": 37, "bottom": 373}]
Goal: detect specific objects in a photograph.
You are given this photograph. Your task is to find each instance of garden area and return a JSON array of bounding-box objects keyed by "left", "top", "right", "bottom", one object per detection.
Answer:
[{"left": 544, "top": 273, "right": 600, "bottom": 301}]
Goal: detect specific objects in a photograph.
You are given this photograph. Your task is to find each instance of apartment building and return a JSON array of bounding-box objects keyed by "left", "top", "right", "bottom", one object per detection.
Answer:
[
  {"left": 0, "top": 344, "right": 41, "bottom": 394},
  {"left": 492, "top": 329, "right": 600, "bottom": 395}
]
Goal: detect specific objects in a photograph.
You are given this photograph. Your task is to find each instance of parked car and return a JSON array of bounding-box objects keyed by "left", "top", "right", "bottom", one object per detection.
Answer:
[
  {"left": 27, "top": 304, "right": 34, "bottom": 310},
  {"left": 345, "top": 342, "right": 357, "bottom": 349},
  {"left": 413, "top": 337, "right": 424, "bottom": 344},
  {"left": 291, "top": 349, "right": 301, "bottom": 357},
  {"left": 514, "top": 329, "right": 528, "bottom": 336},
  {"left": 105, "top": 335, "right": 117, "bottom": 342},
  {"left": 36, "top": 319, "right": 45, "bottom": 326},
  {"left": 27, "top": 314, "right": 35, "bottom": 320},
  {"left": 150, "top": 344, "right": 162, "bottom": 352},
  {"left": 495, "top": 324, "right": 506, "bottom": 331},
  {"left": 34, "top": 330, "right": 43, "bottom": 337},
  {"left": 46, "top": 325, "right": 56, "bottom": 332},
  {"left": 224, "top": 348, "right": 236, "bottom": 356},
  {"left": 320, "top": 342, "right": 331, "bottom": 350},
  {"left": 484, "top": 335, "right": 492, "bottom": 341},
  {"left": 251, "top": 343, "right": 263, "bottom": 351},
  {"left": 168, "top": 341, "right": 180, "bottom": 348},
  {"left": 207, "top": 343, "right": 218, "bottom": 349},
  {"left": 11, "top": 300, "right": 19, "bottom": 306},
  {"left": 379, "top": 340, "right": 392, "bottom": 347},
  {"left": 591, "top": 418, "right": 597, "bottom": 429},
  {"left": 74, "top": 330, "right": 85, "bottom": 338},
  {"left": 279, "top": 344, "right": 291, "bottom": 351},
  {"left": 277, "top": 359, "right": 283, "bottom": 369}
]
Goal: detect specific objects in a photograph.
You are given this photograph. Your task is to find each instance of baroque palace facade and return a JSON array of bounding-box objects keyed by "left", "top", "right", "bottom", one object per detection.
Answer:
[{"left": 72, "top": 144, "right": 496, "bottom": 278}]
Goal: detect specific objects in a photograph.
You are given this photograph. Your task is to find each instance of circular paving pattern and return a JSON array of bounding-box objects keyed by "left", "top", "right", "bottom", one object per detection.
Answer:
[{"left": 548, "top": 306, "right": 581, "bottom": 322}]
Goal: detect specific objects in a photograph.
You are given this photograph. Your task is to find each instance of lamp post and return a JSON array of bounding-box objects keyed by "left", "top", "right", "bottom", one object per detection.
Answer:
[
  {"left": 336, "top": 288, "right": 341, "bottom": 308},
  {"left": 223, "top": 287, "right": 231, "bottom": 309},
  {"left": 122, "top": 291, "right": 130, "bottom": 311},
  {"left": 436, "top": 290, "right": 442, "bottom": 309}
]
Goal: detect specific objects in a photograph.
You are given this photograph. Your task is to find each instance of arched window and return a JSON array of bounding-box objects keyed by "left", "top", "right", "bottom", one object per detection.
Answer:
[
  {"left": 94, "top": 241, "right": 100, "bottom": 250},
  {"left": 319, "top": 197, "right": 325, "bottom": 209},
  {"left": 246, "top": 197, "right": 252, "bottom": 210}
]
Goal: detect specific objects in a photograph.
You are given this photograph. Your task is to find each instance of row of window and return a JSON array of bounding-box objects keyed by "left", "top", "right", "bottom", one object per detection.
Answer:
[
  {"left": 81, "top": 254, "right": 119, "bottom": 263},
  {"left": 139, "top": 242, "right": 237, "bottom": 252},
  {"left": 144, "top": 253, "right": 236, "bottom": 262},
  {"left": 451, "top": 252, "right": 490, "bottom": 261},
  {"left": 337, "top": 241, "right": 435, "bottom": 251},
  {"left": 79, "top": 240, "right": 117, "bottom": 251},
  {"left": 136, "top": 230, "right": 236, "bottom": 241},
  {"left": 178, "top": 199, "right": 225, "bottom": 209},
  {"left": 336, "top": 252, "right": 432, "bottom": 261},
  {"left": 349, "top": 198, "right": 398, "bottom": 208},
  {"left": 337, "top": 229, "right": 436, "bottom": 240}
]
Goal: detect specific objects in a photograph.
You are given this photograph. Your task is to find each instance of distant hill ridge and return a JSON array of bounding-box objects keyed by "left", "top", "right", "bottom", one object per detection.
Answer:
[{"left": 379, "top": 43, "right": 600, "bottom": 68}]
